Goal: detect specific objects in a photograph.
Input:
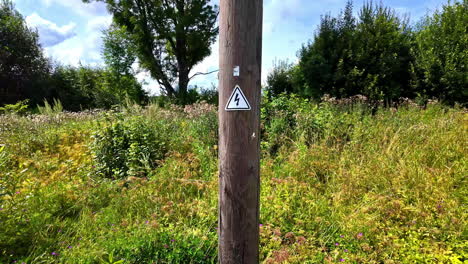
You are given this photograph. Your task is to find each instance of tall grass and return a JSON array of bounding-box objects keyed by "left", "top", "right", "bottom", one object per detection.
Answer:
[{"left": 0, "top": 99, "right": 466, "bottom": 263}]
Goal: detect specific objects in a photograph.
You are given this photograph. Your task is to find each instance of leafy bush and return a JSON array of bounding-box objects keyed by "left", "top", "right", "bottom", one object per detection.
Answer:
[
  {"left": 0, "top": 99, "right": 29, "bottom": 114},
  {"left": 265, "top": 60, "right": 303, "bottom": 97},
  {"left": 91, "top": 116, "right": 169, "bottom": 178}
]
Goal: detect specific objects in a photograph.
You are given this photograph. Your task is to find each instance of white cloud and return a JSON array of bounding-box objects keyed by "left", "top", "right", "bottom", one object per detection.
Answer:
[
  {"left": 45, "top": 15, "right": 112, "bottom": 66},
  {"left": 40, "top": 0, "right": 108, "bottom": 17},
  {"left": 87, "top": 15, "right": 112, "bottom": 32},
  {"left": 26, "top": 13, "right": 76, "bottom": 47}
]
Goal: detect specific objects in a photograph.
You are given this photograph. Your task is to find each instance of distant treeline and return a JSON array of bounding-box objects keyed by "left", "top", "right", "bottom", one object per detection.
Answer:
[
  {"left": 266, "top": 1, "right": 467, "bottom": 106},
  {"left": 0, "top": 0, "right": 147, "bottom": 110},
  {"left": 1, "top": 0, "right": 466, "bottom": 110}
]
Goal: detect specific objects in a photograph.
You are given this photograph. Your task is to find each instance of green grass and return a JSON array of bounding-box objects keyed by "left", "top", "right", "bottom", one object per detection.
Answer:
[{"left": 0, "top": 100, "right": 466, "bottom": 263}]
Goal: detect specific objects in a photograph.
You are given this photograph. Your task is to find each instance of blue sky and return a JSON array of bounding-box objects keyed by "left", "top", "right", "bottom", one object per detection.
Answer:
[{"left": 12, "top": 0, "right": 446, "bottom": 95}]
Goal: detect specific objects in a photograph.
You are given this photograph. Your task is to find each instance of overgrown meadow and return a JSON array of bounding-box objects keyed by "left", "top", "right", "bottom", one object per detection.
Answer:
[{"left": 0, "top": 96, "right": 466, "bottom": 263}]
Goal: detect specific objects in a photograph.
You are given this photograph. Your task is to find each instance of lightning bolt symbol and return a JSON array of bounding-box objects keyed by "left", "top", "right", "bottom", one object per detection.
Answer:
[{"left": 234, "top": 93, "right": 240, "bottom": 106}]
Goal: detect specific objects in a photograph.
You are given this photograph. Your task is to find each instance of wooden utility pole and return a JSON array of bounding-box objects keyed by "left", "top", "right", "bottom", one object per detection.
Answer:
[{"left": 218, "top": 0, "right": 263, "bottom": 263}]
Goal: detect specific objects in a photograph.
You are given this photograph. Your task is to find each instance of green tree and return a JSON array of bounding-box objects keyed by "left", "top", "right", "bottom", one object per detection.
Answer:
[
  {"left": 48, "top": 64, "right": 147, "bottom": 111},
  {"left": 83, "top": 0, "right": 218, "bottom": 103},
  {"left": 352, "top": 2, "right": 414, "bottom": 103},
  {"left": 414, "top": 0, "right": 467, "bottom": 105},
  {"left": 265, "top": 60, "right": 304, "bottom": 98},
  {"left": 297, "top": 1, "right": 414, "bottom": 103},
  {"left": 298, "top": 1, "right": 356, "bottom": 99},
  {"left": 102, "top": 23, "right": 148, "bottom": 104},
  {"left": 102, "top": 23, "right": 137, "bottom": 76},
  {"left": 0, "top": 0, "right": 50, "bottom": 105}
]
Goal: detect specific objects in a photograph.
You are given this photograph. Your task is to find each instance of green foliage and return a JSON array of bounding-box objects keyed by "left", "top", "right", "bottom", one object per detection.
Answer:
[
  {"left": 275, "top": 0, "right": 465, "bottom": 106},
  {"left": 48, "top": 64, "right": 147, "bottom": 111},
  {"left": 0, "top": 0, "right": 50, "bottom": 106},
  {"left": 84, "top": 0, "right": 218, "bottom": 103},
  {"left": 265, "top": 60, "right": 303, "bottom": 97},
  {"left": 414, "top": 0, "right": 467, "bottom": 105},
  {"left": 37, "top": 98, "right": 63, "bottom": 115},
  {"left": 103, "top": 23, "right": 137, "bottom": 76},
  {"left": 0, "top": 99, "right": 29, "bottom": 114},
  {"left": 353, "top": 2, "right": 414, "bottom": 102},
  {"left": 297, "top": 1, "right": 414, "bottom": 103},
  {"left": 91, "top": 116, "right": 170, "bottom": 179}
]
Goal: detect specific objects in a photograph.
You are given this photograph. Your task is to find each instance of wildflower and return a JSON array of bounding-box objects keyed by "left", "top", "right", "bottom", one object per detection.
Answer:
[
  {"left": 357, "top": 232, "right": 363, "bottom": 239},
  {"left": 344, "top": 249, "right": 348, "bottom": 253},
  {"left": 340, "top": 235, "right": 344, "bottom": 238},
  {"left": 51, "top": 252, "right": 58, "bottom": 256},
  {"left": 0, "top": 208, "right": 3, "bottom": 210},
  {"left": 340, "top": 258, "right": 345, "bottom": 262},
  {"left": 68, "top": 246, "right": 72, "bottom": 249},
  {"left": 15, "top": 191, "right": 20, "bottom": 194},
  {"left": 259, "top": 224, "right": 263, "bottom": 227},
  {"left": 296, "top": 236, "right": 306, "bottom": 245},
  {"left": 335, "top": 243, "right": 340, "bottom": 246},
  {"left": 171, "top": 239, "right": 175, "bottom": 242},
  {"left": 145, "top": 220, "right": 149, "bottom": 224}
]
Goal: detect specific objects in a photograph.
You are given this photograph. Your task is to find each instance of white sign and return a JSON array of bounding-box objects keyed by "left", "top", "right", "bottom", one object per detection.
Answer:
[
  {"left": 225, "top": 85, "right": 251, "bottom": 111},
  {"left": 233, "top": 66, "right": 240, "bottom": 76}
]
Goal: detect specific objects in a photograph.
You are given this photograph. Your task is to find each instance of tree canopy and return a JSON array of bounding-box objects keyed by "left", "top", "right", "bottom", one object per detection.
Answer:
[
  {"left": 266, "top": 0, "right": 467, "bottom": 106},
  {"left": 0, "top": 0, "right": 50, "bottom": 105},
  {"left": 84, "top": 0, "right": 218, "bottom": 103}
]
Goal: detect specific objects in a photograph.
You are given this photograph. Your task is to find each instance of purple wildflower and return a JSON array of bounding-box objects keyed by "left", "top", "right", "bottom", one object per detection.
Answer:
[
  {"left": 344, "top": 249, "right": 348, "bottom": 253},
  {"left": 171, "top": 239, "right": 175, "bottom": 242},
  {"left": 259, "top": 224, "right": 263, "bottom": 227},
  {"left": 335, "top": 243, "right": 339, "bottom": 246},
  {"left": 68, "top": 246, "right": 73, "bottom": 249},
  {"left": 340, "top": 235, "right": 344, "bottom": 238},
  {"left": 340, "top": 258, "right": 345, "bottom": 262},
  {"left": 51, "top": 252, "right": 58, "bottom": 256}
]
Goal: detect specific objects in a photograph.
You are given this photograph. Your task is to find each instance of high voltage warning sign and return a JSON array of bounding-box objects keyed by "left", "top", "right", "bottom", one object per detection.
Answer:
[{"left": 225, "top": 85, "right": 251, "bottom": 111}]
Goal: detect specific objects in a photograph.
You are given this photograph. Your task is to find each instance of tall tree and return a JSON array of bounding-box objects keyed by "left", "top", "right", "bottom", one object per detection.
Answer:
[
  {"left": 298, "top": 1, "right": 356, "bottom": 99},
  {"left": 0, "top": 0, "right": 50, "bottom": 105},
  {"left": 297, "top": 1, "right": 414, "bottom": 103},
  {"left": 352, "top": 2, "right": 414, "bottom": 103},
  {"left": 84, "top": 0, "right": 218, "bottom": 102},
  {"left": 414, "top": 0, "right": 467, "bottom": 105},
  {"left": 102, "top": 23, "right": 138, "bottom": 76}
]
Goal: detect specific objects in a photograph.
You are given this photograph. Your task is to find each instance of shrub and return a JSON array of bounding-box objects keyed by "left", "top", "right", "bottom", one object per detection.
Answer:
[
  {"left": 0, "top": 99, "right": 29, "bottom": 114},
  {"left": 91, "top": 116, "right": 170, "bottom": 179},
  {"left": 37, "top": 98, "right": 63, "bottom": 115}
]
